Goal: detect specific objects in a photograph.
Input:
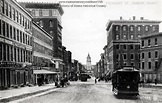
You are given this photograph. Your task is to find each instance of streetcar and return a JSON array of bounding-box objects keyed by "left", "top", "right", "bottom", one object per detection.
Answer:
[
  {"left": 80, "top": 73, "right": 91, "bottom": 82},
  {"left": 112, "top": 66, "right": 140, "bottom": 96}
]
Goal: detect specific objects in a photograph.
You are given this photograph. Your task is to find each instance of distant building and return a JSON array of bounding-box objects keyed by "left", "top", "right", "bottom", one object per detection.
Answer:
[
  {"left": 86, "top": 53, "right": 91, "bottom": 72},
  {"left": 140, "top": 32, "right": 162, "bottom": 83},
  {"left": 106, "top": 16, "right": 161, "bottom": 76}
]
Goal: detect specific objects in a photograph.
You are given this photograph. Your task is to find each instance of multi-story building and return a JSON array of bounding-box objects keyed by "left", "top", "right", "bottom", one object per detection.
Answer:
[
  {"left": 106, "top": 16, "right": 161, "bottom": 76},
  {"left": 0, "top": 0, "right": 33, "bottom": 89},
  {"left": 140, "top": 32, "right": 162, "bottom": 83},
  {"left": 19, "top": 2, "right": 64, "bottom": 73},
  {"left": 32, "top": 21, "right": 57, "bottom": 85},
  {"left": 62, "top": 46, "right": 72, "bottom": 77}
]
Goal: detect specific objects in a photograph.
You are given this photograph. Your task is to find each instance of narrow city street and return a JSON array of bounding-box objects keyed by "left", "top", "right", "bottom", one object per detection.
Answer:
[{"left": 10, "top": 78, "right": 162, "bottom": 103}]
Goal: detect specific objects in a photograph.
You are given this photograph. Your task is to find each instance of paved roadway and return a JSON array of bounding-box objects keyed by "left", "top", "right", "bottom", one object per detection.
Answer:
[{"left": 13, "top": 78, "right": 162, "bottom": 103}]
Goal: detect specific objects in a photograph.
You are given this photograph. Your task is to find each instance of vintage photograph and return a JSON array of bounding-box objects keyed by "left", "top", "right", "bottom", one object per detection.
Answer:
[{"left": 0, "top": 0, "right": 162, "bottom": 103}]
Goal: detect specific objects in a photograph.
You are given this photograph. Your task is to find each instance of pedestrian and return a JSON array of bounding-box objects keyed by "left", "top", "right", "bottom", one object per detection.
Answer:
[
  {"left": 95, "top": 78, "right": 97, "bottom": 84},
  {"left": 155, "top": 78, "right": 157, "bottom": 85}
]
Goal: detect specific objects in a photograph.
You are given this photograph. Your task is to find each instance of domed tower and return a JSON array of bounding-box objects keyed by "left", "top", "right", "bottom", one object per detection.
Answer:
[{"left": 86, "top": 53, "right": 91, "bottom": 71}]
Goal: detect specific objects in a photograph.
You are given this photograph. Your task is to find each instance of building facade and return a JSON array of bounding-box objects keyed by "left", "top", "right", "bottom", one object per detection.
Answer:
[
  {"left": 106, "top": 17, "right": 161, "bottom": 77},
  {"left": 0, "top": 0, "right": 33, "bottom": 89},
  {"left": 140, "top": 32, "right": 162, "bottom": 83},
  {"left": 19, "top": 2, "right": 64, "bottom": 73},
  {"left": 32, "top": 21, "right": 57, "bottom": 85}
]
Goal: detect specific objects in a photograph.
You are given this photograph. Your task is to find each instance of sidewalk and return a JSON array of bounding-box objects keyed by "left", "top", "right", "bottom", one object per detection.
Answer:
[
  {"left": 141, "top": 83, "right": 162, "bottom": 88},
  {"left": 0, "top": 83, "right": 56, "bottom": 102}
]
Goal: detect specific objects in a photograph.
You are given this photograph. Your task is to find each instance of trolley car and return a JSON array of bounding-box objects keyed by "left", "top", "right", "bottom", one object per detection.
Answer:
[{"left": 112, "top": 66, "right": 140, "bottom": 96}]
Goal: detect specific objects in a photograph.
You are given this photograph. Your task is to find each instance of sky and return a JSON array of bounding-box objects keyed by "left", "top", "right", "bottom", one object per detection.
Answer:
[{"left": 17, "top": 0, "right": 162, "bottom": 65}]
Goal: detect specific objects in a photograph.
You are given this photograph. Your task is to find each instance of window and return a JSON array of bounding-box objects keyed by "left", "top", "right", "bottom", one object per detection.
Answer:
[
  {"left": 137, "top": 26, "right": 141, "bottom": 31},
  {"left": 123, "top": 26, "right": 126, "bottom": 31},
  {"left": 4, "top": 2, "right": 8, "bottom": 16},
  {"left": 116, "top": 26, "right": 119, "bottom": 31},
  {"left": 130, "top": 45, "right": 134, "bottom": 49},
  {"left": 49, "top": 10, "right": 52, "bottom": 16},
  {"left": 123, "top": 45, "right": 127, "bottom": 50},
  {"left": 148, "top": 52, "right": 151, "bottom": 58},
  {"left": 0, "top": 0, "right": 4, "bottom": 13},
  {"left": 19, "top": 13, "right": 21, "bottom": 24},
  {"left": 145, "top": 26, "right": 149, "bottom": 31},
  {"left": 124, "top": 62, "right": 127, "bottom": 66},
  {"left": 116, "top": 34, "right": 119, "bottom": 40},
  {"left": 142, "top": 62, "right": 144, "bottom": 69},
  {"left": 130, "top": 26, "right": 133, "bottom": 31},
  {"left": 155, "top": 38, "right": 157, "bottom": 45},
  {"left": 138, "top": 34, "right": 141, "bottom": 38},
  {"left": 148, "top": 39, "right": 151, "bottom": 46},
  {"left": 142, "top": 40, "right": 144, "bottom": 47},
  {"left": 2, "top": 21, "right": 5, "bottom": 36},
  {"left": 155, "top": 61, "right": 158, "bottom": 69},
  {"left": 130, "top": 34, "right": 133, "bottom": 39},
  {"left": 123, "top": 54, "right": 127, "bottom": 60},
  {"left": 10, "top": 25, "right": 12, "bottom": 39},
  {"left": 17, "top": 29, "right": 19, "bottom": 41},
  {"left": 153, "top": 26, "right": 156, "bottom": 31},
  {"left": 131, "top": 62, "right": 134, "bottom": 66},
  {"left": 9, "top": 5, "right": 11, "bottom": 18},
  {"left": 116, "top": 54, "right": 119, "bottom": 60},
  {"left": 13, "top": 27, "right": 16, "bottom": 40},
  {"left": 32, "top": 9, "right": 35, "bottom": 16},
  {"left": 49, "top": 20, "right": 53, "bottom": 27},
  {"left": 123, "top": 34, "right": 126, "bottom": 39},
  {"left": 12, "top": 8, "right": 15, "bottom": 21},
  {"left": 148, "top": 62, "right": 151, "bottom": 69},
  {"left": 20, "top": 31, "right": 22, "bottom": 43},
  {"left": 6, "top": 23, "right": 9, "bottom": 37},
  {"left": 155, "top": 51, "right": 158, "bottom": 58},
  {"left": 15, "top": 10, "right": 18, "bottom": 22},
  {"left": 22, "top": 15, "right": 24, "bottom": 26},
  {"left": 142, "top": 53, "right": 144, "bottom": 59},
  {"left": 131, "top": 54, "right": 134, "bottom": 60},
  {"left": 39, "top": 9, "right": 42, "bottom": 16},
  {"left": 116, "top": 45, "right": 119, "bottom": 49}
]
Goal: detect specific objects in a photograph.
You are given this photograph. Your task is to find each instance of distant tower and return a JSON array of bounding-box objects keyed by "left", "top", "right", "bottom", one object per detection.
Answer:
[{"left": 86, "top": 53, "right": 91, "bottom": 71}]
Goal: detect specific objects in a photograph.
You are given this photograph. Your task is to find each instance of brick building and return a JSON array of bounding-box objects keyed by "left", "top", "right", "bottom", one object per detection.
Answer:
[
  {"left": 0, "top": 0, "right": 33, "bottom": 89},
  {"left": 19, "top": 2, "right": 64, "bottom": 73},
  {"left": 140, "top": 32, "right": 162, "bottom": 83},
  {"left": 106, "top": 16, "right": 161, "bottom": 76}
]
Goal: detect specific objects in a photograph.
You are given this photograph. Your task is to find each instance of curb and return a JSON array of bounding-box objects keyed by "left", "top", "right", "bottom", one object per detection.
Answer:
[{"left": 0, "top": 86, "right": 56, "bottom": 103}]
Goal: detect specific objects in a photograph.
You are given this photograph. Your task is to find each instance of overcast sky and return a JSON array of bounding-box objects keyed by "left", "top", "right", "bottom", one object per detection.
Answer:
[{"left": 17, "top": 0, "right": 162, "bottom": 65}]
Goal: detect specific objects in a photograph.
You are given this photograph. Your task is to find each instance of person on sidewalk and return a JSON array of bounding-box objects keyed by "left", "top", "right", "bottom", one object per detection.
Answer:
[
  {"left": 95, "top": 78, "right": 97, "bottom": 84},
  {"left": 155, "top": 78, "right": 157, "bottom": 85}
]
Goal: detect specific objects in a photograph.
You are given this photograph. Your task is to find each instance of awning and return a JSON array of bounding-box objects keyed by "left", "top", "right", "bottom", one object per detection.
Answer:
[{"left": 33, "top": 69, "right": 58, "bottom": 74}]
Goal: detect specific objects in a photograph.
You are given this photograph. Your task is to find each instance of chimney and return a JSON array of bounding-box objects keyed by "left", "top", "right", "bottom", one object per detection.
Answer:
[
  {"left": 120, "top": 16, "right": 122, "bottom": 20},
  {"left": 140, "top": 17, "right": 144, "bottom": 20},
  {"left": 133, "top": 16, "right": 136, "bottom": 20}
]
